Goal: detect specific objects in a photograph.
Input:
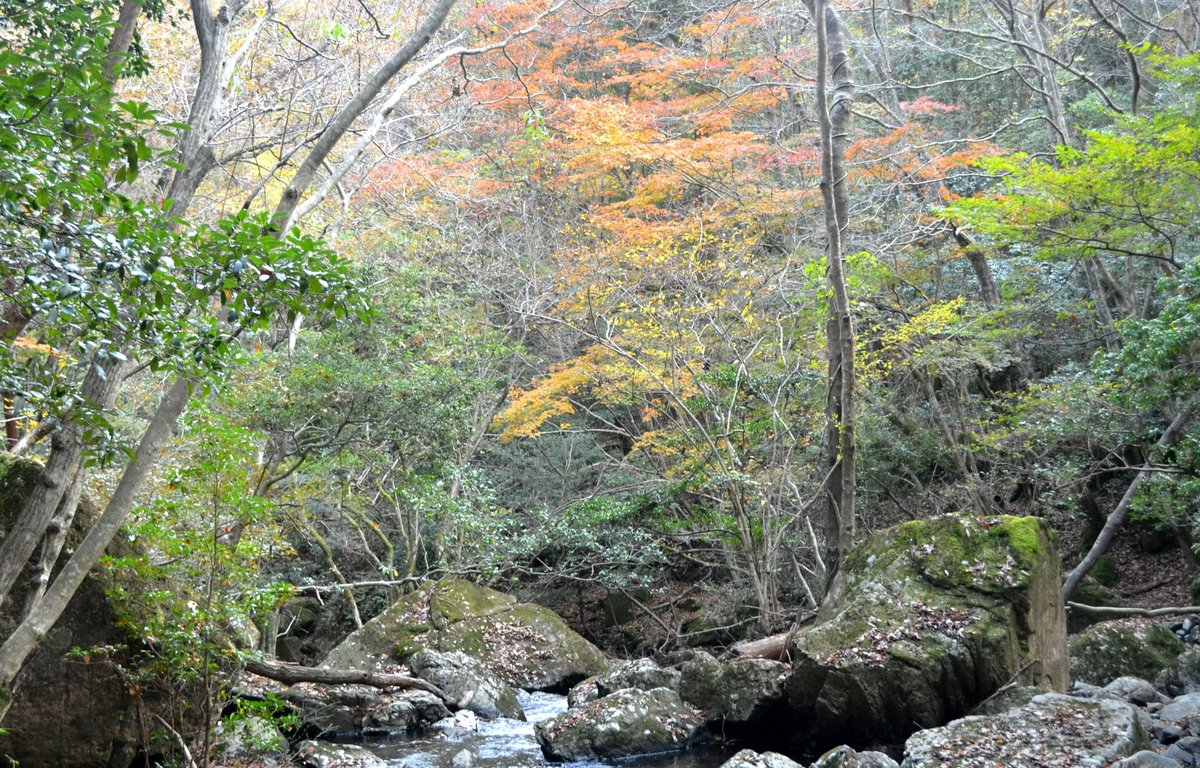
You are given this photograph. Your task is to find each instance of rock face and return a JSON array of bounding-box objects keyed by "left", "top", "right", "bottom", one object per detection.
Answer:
[
  {"left": 680, "top": 651, "right": 786, "bottom": 723},
  {"left": 900, "top": 692, "right": 1142, "bottom": 767},
  {"left": 535, "top": 687, "right": 704, "bottom": 760},
  {"left": 783, "top": 513, "right": 1068, "bottom": 749},
  {"left": 283, "top": 684, "right": 450, "bottom": 737},
  {"left": 0, "top": 454, "right": 182, "bottom": 768},
  {"left": 324, "top": 578, "right": 607, "bottom": 690},
  {"left": 408, "top": 649, "right": 524, "bottom": 719},
  {"left": 812, "top": 746, "right": 900, "bottom": 768},
  {"left": 1070, "top": 618, "right": 1186, "bottom": 686}
]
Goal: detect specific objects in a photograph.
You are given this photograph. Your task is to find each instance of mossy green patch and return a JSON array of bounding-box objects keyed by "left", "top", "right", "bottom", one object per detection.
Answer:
[
  {"left": 1069, "top": 619, "right": 1186, "bottom": 685},
  {"left": 429, "top": 578, "right": 515, "bottom": 626}
]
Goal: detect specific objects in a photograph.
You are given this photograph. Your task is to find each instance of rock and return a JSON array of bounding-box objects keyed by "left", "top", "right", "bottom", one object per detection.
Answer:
[
  {"left": 1159, "top": 648, "right": 1200, "bottom": 697},
  {"left": 783, "top": 513, "right": 1067, "bottom": 749},
  {"left": 294, "top": 740, "right": 388, "bottom": 768},
  {"left": 717, "top": 748, "right": 805, "bottom": 767},
  {"left": 324, "top": 578, "right": 608, "bottom": 690},
  {"left": 567, "top": 676, "right": 601, "bottom": 708},
  {"left": 451, "top": 748, "right": 475, "bottom": 768},
  {"left": 679, "top": 650, "right": 786, "bottom": 723},
  {"left": 0, "top": 454, "right": 190, "bottom": 768},
  {"left": 534, "top": 687, "right": 704, "bottom": 760},
  {"left": 408, "top": 649, "right": 524, "bottom": 719},
  {"left": 216, "top": 714, "right": 288, "bottom": 764},
  {"left": 812, "top": 745, "right": 900, "bottom": 767},
  {"left": 1114, "top": 751, "right": 1186, "bottom": 768},
  {"left": 1070, "top": 618, "right": 1186, "bottom": 686},
  {"left": 285, "top": 684, "right": 449, "bottom": 737},
  {"left": 1164, "top": 736, "right": 1200, "bottom": 765},
  {"left": 596, "top": 657, "right": 682, "bottom": 696},
  {"left": 973, "top": 685, "right": 1046, "bottom": 716},
  {"left": 900, "top": 692, "right": 1142, "bottom": 767},
  {"left": 432, "top": 709, "right": 480, "bottom": 732},
  {"left": 1104, "top": 677, "right": 1170, "bottom": 706}
]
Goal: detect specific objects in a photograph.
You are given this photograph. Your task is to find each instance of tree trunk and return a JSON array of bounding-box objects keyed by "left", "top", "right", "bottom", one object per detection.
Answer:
[
  {"left": 808, "top": 0, "right": 856, "bottom": 577},
  {"left": 242, "top": 658, "right": 453, "bottom": 703},
  {"left": 0, "top": 378, "right": 194, "bottom": 720}
]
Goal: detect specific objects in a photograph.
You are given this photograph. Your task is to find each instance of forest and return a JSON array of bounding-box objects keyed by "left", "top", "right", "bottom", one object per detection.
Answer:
[{"left": 0, "top": 0, "right": 1198, "bottom": 764}]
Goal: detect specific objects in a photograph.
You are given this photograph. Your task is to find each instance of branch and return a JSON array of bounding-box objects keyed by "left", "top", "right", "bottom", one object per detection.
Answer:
[
  {"left": 242, "top": 658, "right": 454, "bottom": 703},
  {"left": 1067, "top": 602, "right": 1200, "bottom": 619}
]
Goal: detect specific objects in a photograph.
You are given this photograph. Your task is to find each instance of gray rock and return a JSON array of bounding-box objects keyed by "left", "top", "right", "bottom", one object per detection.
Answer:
[
  {"left": 973, "top": 685, "right": 1046, "bottom": 716},
  {"left": 1070, "top": 619, "right": 1186, "bottom": 687},
  {"left": 717, "top": 748, "right": 805, "bottom": 768},
  {"left": 324, "top": 578, "right": 608, "bottom": 690},
  {"left": 362, "top": 689, "right": 452, "bottom": 734},
  {"left": 784, "top": 513, "right": 1068, "bottom": 748},
  {"left": 812, "top": 745, "right": 900, "bottom": 768},
  {"left": 294, "top": 740, "right": 388, "bottom": 768},
  {"left": 567, "top": 676, "right": 600, "bottom": 708},
  {"left": 1159, "top": 649, "right": 1200, "bottom": 696},
  {"left": 409, "top": 649, "right": 524, "bottom": 719},
  {"left": 596, "top": 657, "right": 682, "bottom": 697},
  {"left": 1104, "top": 676, "right": 1169, "bottom": 706},
  {"left": 1114, "top": 751, "right": 1185, "bottom": 768},
  {"left": 1165, "top": 736, "right": 1200, "bottom": 766},
  {"left": 679, "top": 650, "right": 786, "bottom": 723},
  {"left": 1160, "top": 694, "right": 1200, "bottom": 724},
  {"left": 901, "top": 692, "right": 1141, "bottom": 767},
  {"left": 451, "top": 748, "right": 475, "bottom": 768},
  {"left": 535, "top": 687, "right": 704, "bottom": 760}
]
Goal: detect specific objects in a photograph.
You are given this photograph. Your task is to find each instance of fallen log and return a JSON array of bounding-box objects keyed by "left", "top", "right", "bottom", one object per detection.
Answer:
[
  {"left": 1067, "top": 602, "right": 1200, "bottom": 620},
  {"left": 243, "top": 658, "right": 454, "bottom": 704}
]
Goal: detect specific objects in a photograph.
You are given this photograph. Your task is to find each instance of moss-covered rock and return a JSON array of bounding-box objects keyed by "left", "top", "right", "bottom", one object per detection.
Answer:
[
  {"left": 0, "top": 454, "right": 184, "bottom": 768},
  {"left": 534, "top": 687, "right": 705, "bottom": 760},
  {"left": 900, "top": 692, "right": 1143, "bottom": 767},
  {"left": 679, "top": 651, "right": 786, "bottom": 724},
  {"left": 324, "top": 578, "right": 608, "bottom": 690},
  {"left": 1069, "top": 618, "right": 1185, "bottom": 686},
  {"left": 783, "top": 513, "right": 1068, "bottom": 750}
]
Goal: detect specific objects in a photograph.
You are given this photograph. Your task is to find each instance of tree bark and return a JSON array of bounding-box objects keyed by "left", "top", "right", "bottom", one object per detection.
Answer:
[
  {"left": 242, "top": 659, "right": 453, "bottom": 703},
  {"left": 808, "top": 0, "right": 856, "bottom": 577}
]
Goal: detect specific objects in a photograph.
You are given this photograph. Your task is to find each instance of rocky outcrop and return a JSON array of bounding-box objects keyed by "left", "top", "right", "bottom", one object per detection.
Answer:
[
  {"left": 534, "top": 687, "right": 704, "bottom": 760},
  {"left": 1070, "top": 618, "right": 1186, "bottom": 686},
  {"left": 408, "top": 649, "right": 524, "bottom": 719},
  {"left": 783, "top": 513, "right": 1068, "bottom": 749},
  {"left": 324, "top": 578, "right": 607, "bottom": 690},
  {"left": 680, "top": 650, "right": 786, "bottom": 723},
  {"left": 0, "top": 454, "right": 187, "bottom": 768},
  {"left": 718, "top": 748, "right": 805, "bottom": 768},
  {"left": 900, "top": 692, "right": 1142, "bottom": 767},
  {"left": 280, "top": 684, "right": 449, "bottom": 737}
]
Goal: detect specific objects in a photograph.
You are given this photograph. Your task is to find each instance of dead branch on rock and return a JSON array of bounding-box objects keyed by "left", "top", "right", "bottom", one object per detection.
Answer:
[
  {"left": 242, "top": 658, "right": 454, "bottom": 703},
  {"left": 1067, "top": 602, "right": 1200, "bottom": 619}
]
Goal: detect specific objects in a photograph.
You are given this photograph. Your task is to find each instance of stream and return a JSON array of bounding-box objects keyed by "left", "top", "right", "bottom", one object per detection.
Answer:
[{"left": 366, "top": 691, "right": 737, "bottom": 768}]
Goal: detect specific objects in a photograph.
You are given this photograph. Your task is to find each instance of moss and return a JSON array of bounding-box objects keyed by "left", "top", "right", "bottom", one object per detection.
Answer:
[
  {"left": 1090, "top": 555, "right": 1118, "bottom": 587},
  {"left": 429, "top": 578, "right": 514, "bottom": 625},
  {"left": 1069, "top": 619, "right": 1186, "bottom": 685}
]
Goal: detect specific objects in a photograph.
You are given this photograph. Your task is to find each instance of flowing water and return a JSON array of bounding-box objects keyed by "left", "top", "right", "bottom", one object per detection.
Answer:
[{"left": 366, "top": 691, "right": 737, "bottom": 768}]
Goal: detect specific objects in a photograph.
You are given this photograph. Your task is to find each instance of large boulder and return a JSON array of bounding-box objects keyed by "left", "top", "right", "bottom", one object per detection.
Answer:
[
  {"left": 534, "top": 687, "right": 704, "bottom": 760},
  {"left": 1070, "top": 618, "right": 1186, "bottom": 686},
  {"left": 408, "top": 648, "right": 524, "bottom": 719},
  {"left": 324, "top": 578, "right": 607, "bottom": 690},
  {"left": 718, "top": 748, "right": 805, "bottom": 768},
  {"left": 596, "top": 657, "right": 681, "bottom": 697},
  {"left": 0, "top": 454, "right": 190, "bottom": 768},
  {"left": 813, "top": 746, "right": 900, "bottom": 768},
  {"left": 783, "top": 513, "right": 1068, "bottom": 749},
  {"left": 679, "top": 651, "right": 787, "bottom": 723},
  {"left": 281, "top": 684, "right": 450, "bottom": 737},
  {"left": 900, "top": 692, "right": 1143, "bottom": 767}
]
